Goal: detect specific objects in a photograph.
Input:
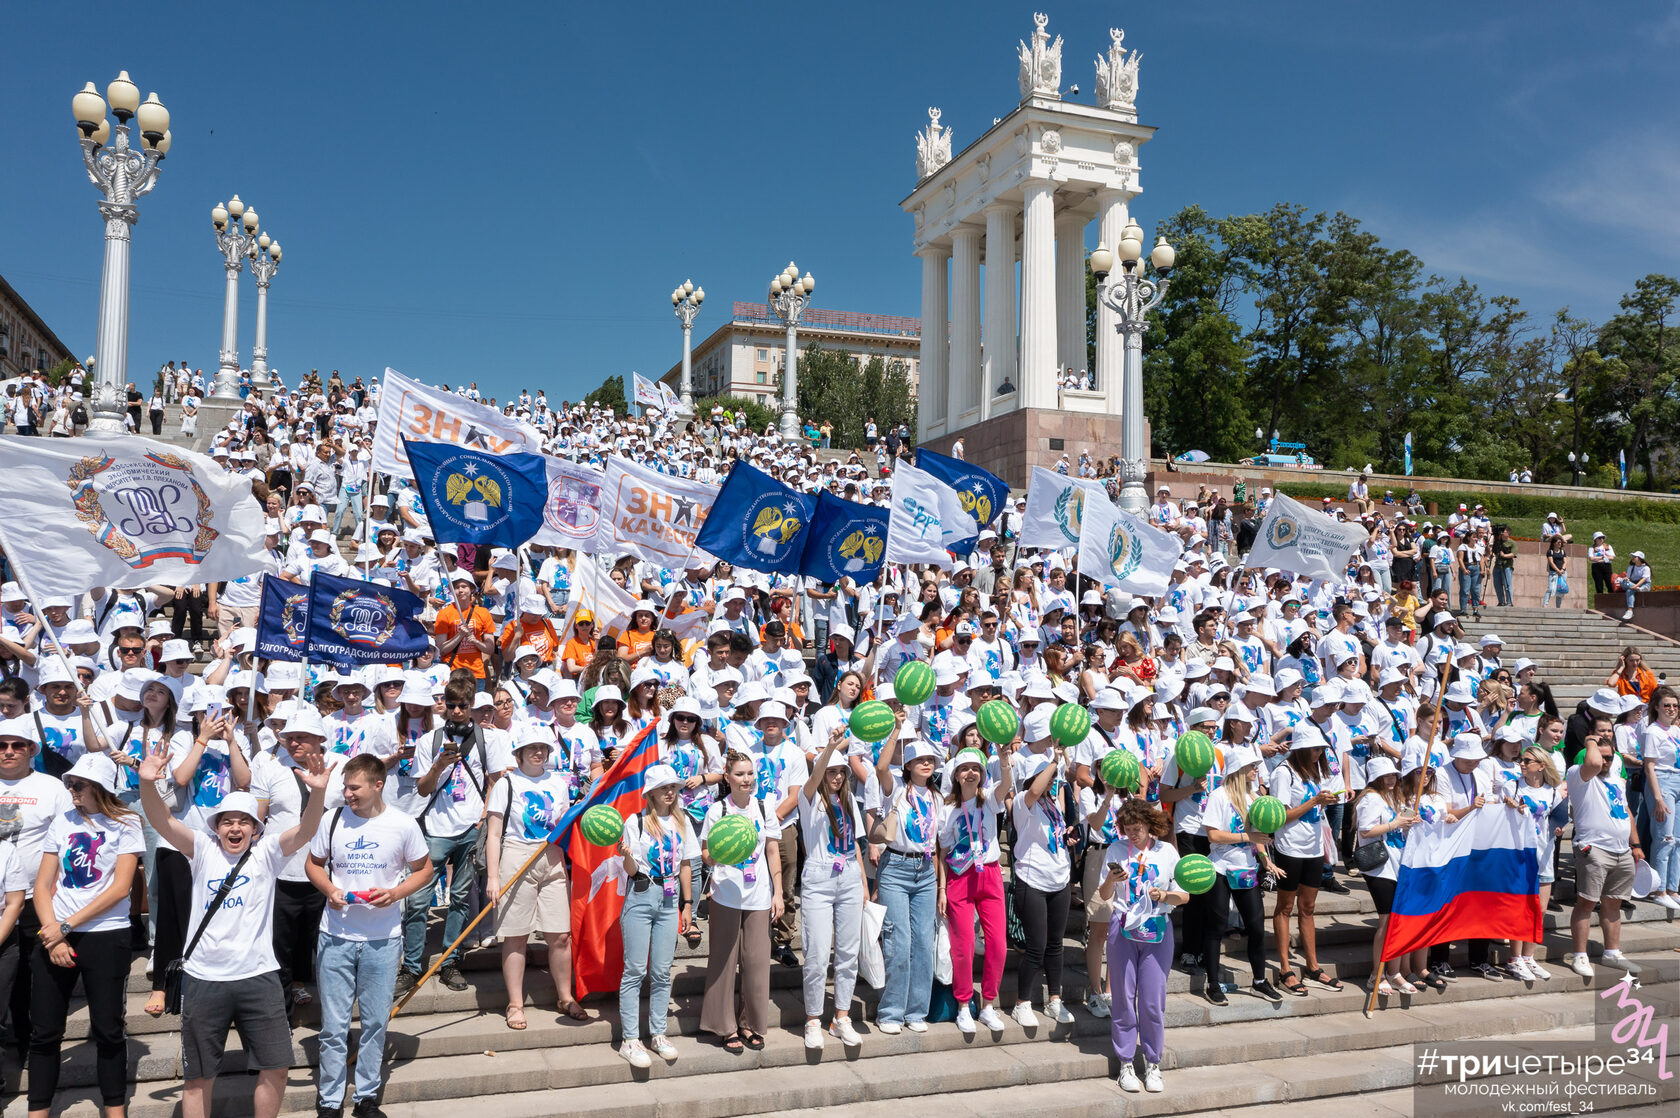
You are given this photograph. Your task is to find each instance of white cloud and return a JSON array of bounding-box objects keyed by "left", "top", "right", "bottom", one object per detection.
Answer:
[{"left": 1552, "top": 136, "right": 1680, "bottom": 256}]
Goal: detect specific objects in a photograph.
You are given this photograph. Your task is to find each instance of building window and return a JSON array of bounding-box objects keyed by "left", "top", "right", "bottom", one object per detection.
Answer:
[
  {"left": 756, "top": 371, "right": 767, "bottom": 384},
  {"left": 756, "top": 348, "right": 767, "bottom": 361},
  {"left": 757, "top": 394, "right": 768, "bottom": 405}
]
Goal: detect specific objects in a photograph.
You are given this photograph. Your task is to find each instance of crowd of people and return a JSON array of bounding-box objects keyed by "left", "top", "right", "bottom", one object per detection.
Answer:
[{"left": 0, "top": 370, "right": 1671, "bottom": 1117}]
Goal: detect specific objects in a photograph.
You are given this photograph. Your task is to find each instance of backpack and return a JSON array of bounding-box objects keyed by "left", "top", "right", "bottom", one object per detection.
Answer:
[{"left": 72, "top": 404, "right": 88, "bottom": 426}]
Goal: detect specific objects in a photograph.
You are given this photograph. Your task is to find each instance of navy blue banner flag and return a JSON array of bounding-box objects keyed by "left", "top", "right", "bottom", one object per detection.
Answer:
[
  {"left": 693, "top": 462, "right": 814, "bottom": 575},
  {"left": 304, "top": 570, "right": 430, "bottom": 666},
  {"left": 255, "top": 574, "right": 310, "bottom": 662},
  {"left": 402, "top": 436, "right": 549, "bottom": 548},
  {"left": 914, "top": 447, "right": 1007, "bottom": 551},
  {"left": 798, "top": 490, "right": 890, "bottom": 585}
]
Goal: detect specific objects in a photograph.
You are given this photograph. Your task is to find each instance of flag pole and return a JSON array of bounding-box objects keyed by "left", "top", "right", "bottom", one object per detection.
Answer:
[{"left": 389, "top": 837, "right": 553, "bottom": 1020}]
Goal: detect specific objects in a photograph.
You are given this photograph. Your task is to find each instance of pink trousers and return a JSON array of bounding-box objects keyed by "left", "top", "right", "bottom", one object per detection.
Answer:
[{"left": 944, "top": 861, "right": 1006, "bottom": 1003}]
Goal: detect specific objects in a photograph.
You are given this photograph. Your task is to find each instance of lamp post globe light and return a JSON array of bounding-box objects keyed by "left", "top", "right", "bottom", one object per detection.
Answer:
[
  {"left": 767, "top": 261, "right": 815, "bottom": 442},
  {"left": 71, "top": 72, "right": 171, "bottom": 437},
  {"left": 1568, "top": 451, "right": 1589, "bottom": 487},
  {"left": 671, "top": 279, "right": 704, "bottom": 410},
  {"left": 210, "top": 195, "right": 262, "bottom": 400},
  {"left": 248, "top": 233, "right": 282, "bottom": 393},
  {"left": 1089, "top": 222, "right": 1174, "bottom": 515}
]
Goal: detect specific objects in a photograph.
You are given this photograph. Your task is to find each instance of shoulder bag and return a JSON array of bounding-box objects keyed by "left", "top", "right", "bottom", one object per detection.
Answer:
[{"left": 162, "top": 845, "right": 256, "bottom": 1014}]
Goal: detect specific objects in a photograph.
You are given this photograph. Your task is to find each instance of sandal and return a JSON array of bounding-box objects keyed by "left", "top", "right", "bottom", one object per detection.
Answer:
[
  {"left": 1305, "top": 967, "right": 1343, "bottom": 991},
  {"left": 144, "top": 991, "right": 167, "bottom": 1018},
  {"left": 1278, "top": 971, "right": 1309, "bottom": 996},
  {"left": 505, "top": 1005, "right": 528, "bottom": 1031},
  {"left": 1376, "top": 977, "right": 1395, "bottom": 997},
  {"left": 1395, "top": 976, "right": 1419, "bottom": 995},
  {"left": 557, "top": 1000, "right": 590, "bottom": 1021},
  {"left": 722, "top": 1033, "right": 744, "bottom": 1054},
  {"left": 743, "top": 1031, "right": 765, "bottom": 1050}
]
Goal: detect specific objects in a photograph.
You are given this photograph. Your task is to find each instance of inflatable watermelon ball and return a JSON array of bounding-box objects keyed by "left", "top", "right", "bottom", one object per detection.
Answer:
[
  {"left": 1174, "top": 731, "right": 1217, "bottom": 780},
  {"left": 579, "top": 803, "right": 624, "bottom": 847},
  {"left": 1174, "top": 853, "right": 1217, "bottom": 895},
  {"left": 849, "top": 700, "right": 896, "bottom": 744},
  {"left": 975, "top": 699, "right": 1020, "bottom": 746},
  {"left": 1246, "top": 795, "right": 1288, "bottom": 835},
  {"left": 1099, "top": 749, "right": 1142, "bottom": 794},
  {"left": 1049, "top": 703, "right": 1091, "bottom": 749},
  {"left": 707, "top": 813, "right": 758, "bottom": 866},
  {"left": 894, "top": 660, "right": 936, "bottom": 707}
]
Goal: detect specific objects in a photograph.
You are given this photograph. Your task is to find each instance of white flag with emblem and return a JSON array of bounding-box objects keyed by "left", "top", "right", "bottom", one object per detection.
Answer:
[
  {"left": 631, "top": 372, "right": 664, "bottom": 410},
  {"left": 592, "top": 454, "right": 718, "bottom": 569},
  {"left": 658, "top": 380, "right": 682, "bottom": 412},
  {"left": 1077, "top": 493, "right": 1182, "bottom": 596},
  {"left": 373, "top": 366, "right": 544, "bottom": 479},
  {"left": 1020, "top": 467, "right": 1110, "bottom": 551},
  {"left": 0, "top": 434, "right": 267, "bottom": 599},
  {"left": 885, "top": 460, "right": 961, "bottom": 570},
  {"left": 1245, "top": 491, "right": 1370, "bottom": 582}
]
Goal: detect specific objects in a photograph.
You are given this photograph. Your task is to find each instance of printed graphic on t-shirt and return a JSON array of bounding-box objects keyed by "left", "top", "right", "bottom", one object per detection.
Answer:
[{"left": 61, "top": 831, "right": 105, "bottom": 888}]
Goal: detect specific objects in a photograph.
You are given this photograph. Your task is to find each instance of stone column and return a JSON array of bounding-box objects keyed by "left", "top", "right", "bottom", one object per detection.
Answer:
[
  {"left": 948, "top": 226, "right": 982, "bottom": 430},
  {"left": 1055, "top": 212, "right": 1087, "bottom": 382},
  {"left": 982, "top": 204, "right": 1016, "bottom": 416},
  {"left": 1095, "top": 190, "right": 1131, "bottom": 413},
  {"left": 916, "top": 244, "right": 950, "bottom": 439},
  {"left": 1018, "top": 179, "right": 1058, "bottom": 410}
]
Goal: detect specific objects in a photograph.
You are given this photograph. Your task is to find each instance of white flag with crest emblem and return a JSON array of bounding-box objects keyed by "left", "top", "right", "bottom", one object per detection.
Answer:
[
  {"left": 1246, "top": 491, "right": 1370, "bottom": 582},
  {"left": 1077, "top": 493, "right": 1183, "bottom": 596},
  {"left": 1020, "top": 467, "right": 1109, "bottom": 551}
]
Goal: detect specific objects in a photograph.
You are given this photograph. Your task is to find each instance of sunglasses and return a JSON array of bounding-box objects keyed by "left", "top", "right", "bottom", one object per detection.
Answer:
[
  {"left": 117, "top": 647, "right": 145, "bottom": 656},
  {"left": 672, "top": 714, "right": 700, "bottom": 722},
  {"left": 443, "top": 701, "right": 471, "bottom": 711},
  {"left": 0, "top": 741, "right": 31, "bottom": 753},
  {"left": 64, "top": 779, "right": 91, "bottom": 792}
]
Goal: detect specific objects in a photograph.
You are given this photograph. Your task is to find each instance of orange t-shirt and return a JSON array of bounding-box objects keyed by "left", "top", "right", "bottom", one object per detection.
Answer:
[
  {"left": 620, "top": 628, "right": 655, "bottom": 661},
  {"left": 561, "top": 636, "right": 596, "bottom": 675},
  {"left": 501, "top": 617, "right": 559, "bottom": 663},
  {"left": 435, "top": 603, "right": 495, "bottom": 679}
]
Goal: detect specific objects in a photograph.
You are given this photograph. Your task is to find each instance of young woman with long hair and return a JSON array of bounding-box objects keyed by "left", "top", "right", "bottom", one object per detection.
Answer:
[
  {"left": 1009, "top": 721, "right": 1076, "bottom": 1028},
  {"left": 589, "top": 685, "right": 633, "bottom": 766},
  {"left": 661, "top": 697, "right": 721, "bottom": 945},
  {"left": 617, "top": 763, "right": 697, "bottom": 1067},
  {"left": 625, "top": 667, "right": 662, "bottom": 732},
  {"left": 1201, "top": 746, "right": 1282, "bottom": 1003},
  {"left": 699, "top": 751, "right": 782, "bottom": 1053},
  {"left": 1399, "top": 759, "right": 1449, "bottom": 989},
  {"left": 1269, "top": 735, "right": 1341, "bottom": 995},
  {"left": 1354, "top": 756, "right": 1418, "bottom": 996},
  {"left": 797, "top": 727, "right": 867, "bottom": 1050},
  {"left": 873, "top": 728, "right": 941, "bottom": 1035},
  {"left": 939, "top": 739, "right": 1013, "bottom": 1034},
  {"left": 1640, "top": 685, "right": 1680, "bottom": 911},
  {"left": 391, "top": 680, "right": 437, "bottom": 815},
  {"left": 1505, "top": 745, "right": 1565, "bottom": 975}
]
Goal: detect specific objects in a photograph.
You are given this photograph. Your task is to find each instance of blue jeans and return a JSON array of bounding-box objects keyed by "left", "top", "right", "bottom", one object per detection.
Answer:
[
  {"left": 316, "top": 933, "right": 400, "bottom": 1108},
  {"left": 1653, "top": 767, "right": 1680, "bottom": 893},
  {"left": 1493, "top": 566, "right": 1514, "bottom": 607},
  {"left": 331, "top": 486, "right": 365, "bottom": 537},
  {"left": 619, "top": 883, "right": 678, "bottom": 1041},
  {"left": 875, "top": 851, "right": 937, "bottom": 1025},
  {"left": 1458, "top": 571, "right": 1483, "bottom": 612},
  {"left": 402, "top": 826, "right": 479, "bottom": 972},
  {"left": 1627, "top": 585, "right": 1644, "bottom": 610}
]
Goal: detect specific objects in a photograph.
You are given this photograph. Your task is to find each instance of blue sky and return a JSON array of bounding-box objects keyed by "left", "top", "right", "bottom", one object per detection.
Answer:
[{"left": 4, "top": 2, "right": 1676, "bottom": 403}]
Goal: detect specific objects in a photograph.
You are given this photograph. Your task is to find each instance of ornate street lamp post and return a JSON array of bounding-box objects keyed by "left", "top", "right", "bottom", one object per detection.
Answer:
[
  {"left": 671, "top": 279, "right": 704, "bottom": 409},
  {"left": 210, "top": 195, "right": 261, "bottom": 400},
  {"left": 767, "top": 261, "right": 815, "bottom": 442},
  {"left": 1089, "top": 221, "right": 1174, "bottom": 514},
  {"left": 71, "top": 72, "right": 171, "bottom": 437},
  {"left": 249, "top": 233, "right": 283, "bottom": 393}
]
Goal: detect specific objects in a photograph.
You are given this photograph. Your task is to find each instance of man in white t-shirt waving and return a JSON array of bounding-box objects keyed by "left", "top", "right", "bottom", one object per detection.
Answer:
[
  {"left": 1565, "top": 729, "right": 1643, "bottom": 978},
  {"left": 307, "top": 754, "right": 433, "bottom": 1118}
]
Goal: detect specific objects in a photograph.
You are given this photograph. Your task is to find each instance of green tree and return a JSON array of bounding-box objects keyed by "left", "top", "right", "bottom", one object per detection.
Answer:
[
  {"left": 695, "top": 393, "right": 778, "bottom": 432},
  {"left": 1594, "top": 275, "right": 1680, "bottom": 490},
  {"left": 583, "top": 373, "right": 627, "bottom": 414}
]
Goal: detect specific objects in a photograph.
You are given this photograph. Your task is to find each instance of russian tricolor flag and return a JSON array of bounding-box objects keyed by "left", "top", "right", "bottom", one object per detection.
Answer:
[{"left": 1381, "top": 804, "right": 1543, "bottom": 960}]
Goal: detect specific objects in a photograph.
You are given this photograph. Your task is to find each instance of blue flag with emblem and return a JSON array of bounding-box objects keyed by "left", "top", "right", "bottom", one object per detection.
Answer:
[
  {"left": 255, "top": 573, "right": 310, "bottom": 662},
  {"left": 304, "top": 570, "right": 431, "bottom": 666},
  {"left": 693, "top": 461, "right": 814, "bottom": 575},
  {"left": 401, "top": 436, "right": 549, "bottom": 548},
  {"left": 913, "top": 447, "right": 1007, "bottom": 553},
  {"left": 798, "top": 490, "right": 890, "bottom": 585}
]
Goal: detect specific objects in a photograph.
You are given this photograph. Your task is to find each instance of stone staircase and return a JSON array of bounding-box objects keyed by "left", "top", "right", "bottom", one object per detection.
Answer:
[
  {"left": 7, "top": 861, "right": 1674, "bottom": 1117},
  {"left": 1458, "top": 606, "right": 1680, "bottom": 709}
]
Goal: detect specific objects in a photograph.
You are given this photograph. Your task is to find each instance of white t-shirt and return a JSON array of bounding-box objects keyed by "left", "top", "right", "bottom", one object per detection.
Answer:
[
  {"left": 1202, "top": 786, "right": 1258, "bottom": 876},
  {"left": 1105, "top": 835, "right": 1180, "bottom": 943},
  {"left": 553, "top": 721, "right": 602, "bottom": 803},
  {"left": 937, "top": 784, "right": 1006, "bottom": 876},
  {"left": 1565, "top": 765, "right": 1633, "bottom": 854},
  {"left": 43, "top": 809, "right": 145, "bottom": 932},
  {"left": 185, "top": 834, "right": 287, "bottom": 981},
  {"left": 797, "top": 788, "right": 865, "bottom": 883},
  {"left": 167, "top": 732, "right": 240, "bottom": 839},
  {"left": 325, "top": 709, "right": 396, "bottom": 760},
  {"left": 0, "top": 772, "right": 74, "bottom": 895},
  {"left": 308, "top": 806, "right": 428, "bottom": 940},
  {"left": 1269, "top": 762, "right": 1330, "bottom": 859},
  {"left": 1353, "top": 792, "right": 1407, "bottom": 881},
  {"left": 1162, "top": 746, "right": 1226, "bottom": 836},
  {"left": 701, "top": 797, "right": 773, "bottom": 911},
  {"left": 883, "top": 783, "right": 941, "bottom": 858},
  {"left": 621, "top": 811, "right": 700, "bottom": 884},
  {"left": 1510, "top": 782, "right": 1563, "bottom": 873},
  {"left": 411, "top": 727, "right": 511, "bottom": 839},
  {"left": 489, "top": 767, "right": 571, "bottom": 843},
  {"left": 1010, "top": 787, "right": 1072, "bottom": 893},
  {"left": 0, "top": 843, "right": 30, "bottom": 900},
  {"left": 1640, "top": 722, "right": 1680, "bottom": 772}
]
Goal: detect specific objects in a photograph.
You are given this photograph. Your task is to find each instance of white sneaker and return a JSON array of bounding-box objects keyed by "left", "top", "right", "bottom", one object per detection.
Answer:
[
  {"left": 1144, "top": 1063, "right": 1163, "bottom": 1093},
  {"left": 1086, "top": 992, "right": 1111, "bottom": 1018},
  {"left": 1569, "top": 953, "right": 1595, "bottom": 978},
  {"left": 1600, "top": 950, "right": 1642, "bottom": 975},
  {"left": 876, "top": 1020, "right": 902, "bottom": 1035},
  {"left": 1527, "top": 958, "right": 1552, "bottom": 981},
  {"left": 1507, "top": 957, "right": 1536, "bottom": 981},
  {"left": 649, "top": 1035, "right": 677, "bottom": 1061},
  {"left": 805, "top": 1020, "right": 825, "bottom": 1050},
  {"left": 1045, "top": 997, "right": 1075, "bottom": 1024},
  {"left": 829, "top": 1017, "right": 861, "bottom": 1046},
  {"left": 1623, "top": 609, "right": 1635, "bottom": 621},
  {"left": 620, "top": 1039, "right": 652, "bottom": 1068},
  {"left": 1118, "top": 1064, "right": 1142, "bottom": 1093},
  {"left": 978, "top": 1005, "right": 1008, "bottom": 1032},
  {"left": 905, "top": 1020, "right": 928, "bottom": 1033},
  {"left": 955, "top": 1007, "right": 977, "bottom": 1035},
  {"left": 1011, "top": 1001, "right": 1039, "bottom": 1028},
  {"left": 1655, "top": 893, "right": 1680, "bottom": 912}
]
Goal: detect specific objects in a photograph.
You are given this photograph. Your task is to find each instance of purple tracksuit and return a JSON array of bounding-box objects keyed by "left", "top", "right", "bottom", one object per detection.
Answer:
[{"left": 1107, "top": 917, "right": 1173, "bottom": 1064}]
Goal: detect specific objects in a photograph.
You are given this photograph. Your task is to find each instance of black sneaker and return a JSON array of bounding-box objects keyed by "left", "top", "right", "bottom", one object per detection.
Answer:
[
  {"left": 393, "top": 970, "right": 420, "bottom": 997},
  {"left": 1205, "top": 984, "right": 1228, "bottom": 1007},
  {"left": 1178, "top": 952, "right": 1202, "bottom": 972},
  {"left": 316, "top": 1103, "right": 341, "bottom": 1118},
  {"left": 1250, "top": 979, "right": 1283, "bottom": 1003},
  {"left": 439, "top": 964, "right": 469, "bottom": 991},
  {"left": 1320, "top": 878, "right": 1351, "bottom": 895},
  {"left": 1470, "top": 962, "right": 1504, "bottom": 982},
  {"left": 774, "top": 945, "right": 799, "bottom": 968},
  {"left": 1433, "top": 963, "right": 1457, "bottom": 983},
  {"left": 352, "top": 1101, "right": 386, "bottom": 1118}
]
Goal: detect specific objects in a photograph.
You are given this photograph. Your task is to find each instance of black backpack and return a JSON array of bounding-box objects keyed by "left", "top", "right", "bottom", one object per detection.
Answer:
[{"left": 72, "top": 404, "right": 88, "bottom": 426}]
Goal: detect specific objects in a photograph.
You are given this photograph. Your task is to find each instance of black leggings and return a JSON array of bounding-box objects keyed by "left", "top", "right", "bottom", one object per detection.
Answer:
[
  {"left": 29, "top": 927, "right": 131, "bottom": 1109},
  {"left": 1203, "top": 875, "right": 1267, "bottom": 981},
  {"left": 273, "top": 878, "right": 327, "bottom": 989},
  {"left": 1012, "top": 878, "right": 1070, "bottom": 1004},
  {"left": 1176, "top": 832, "right": 1213, "bottom": 959},
  {"left": 152, "top": 847, "right": 192, "bottom": 993}
]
